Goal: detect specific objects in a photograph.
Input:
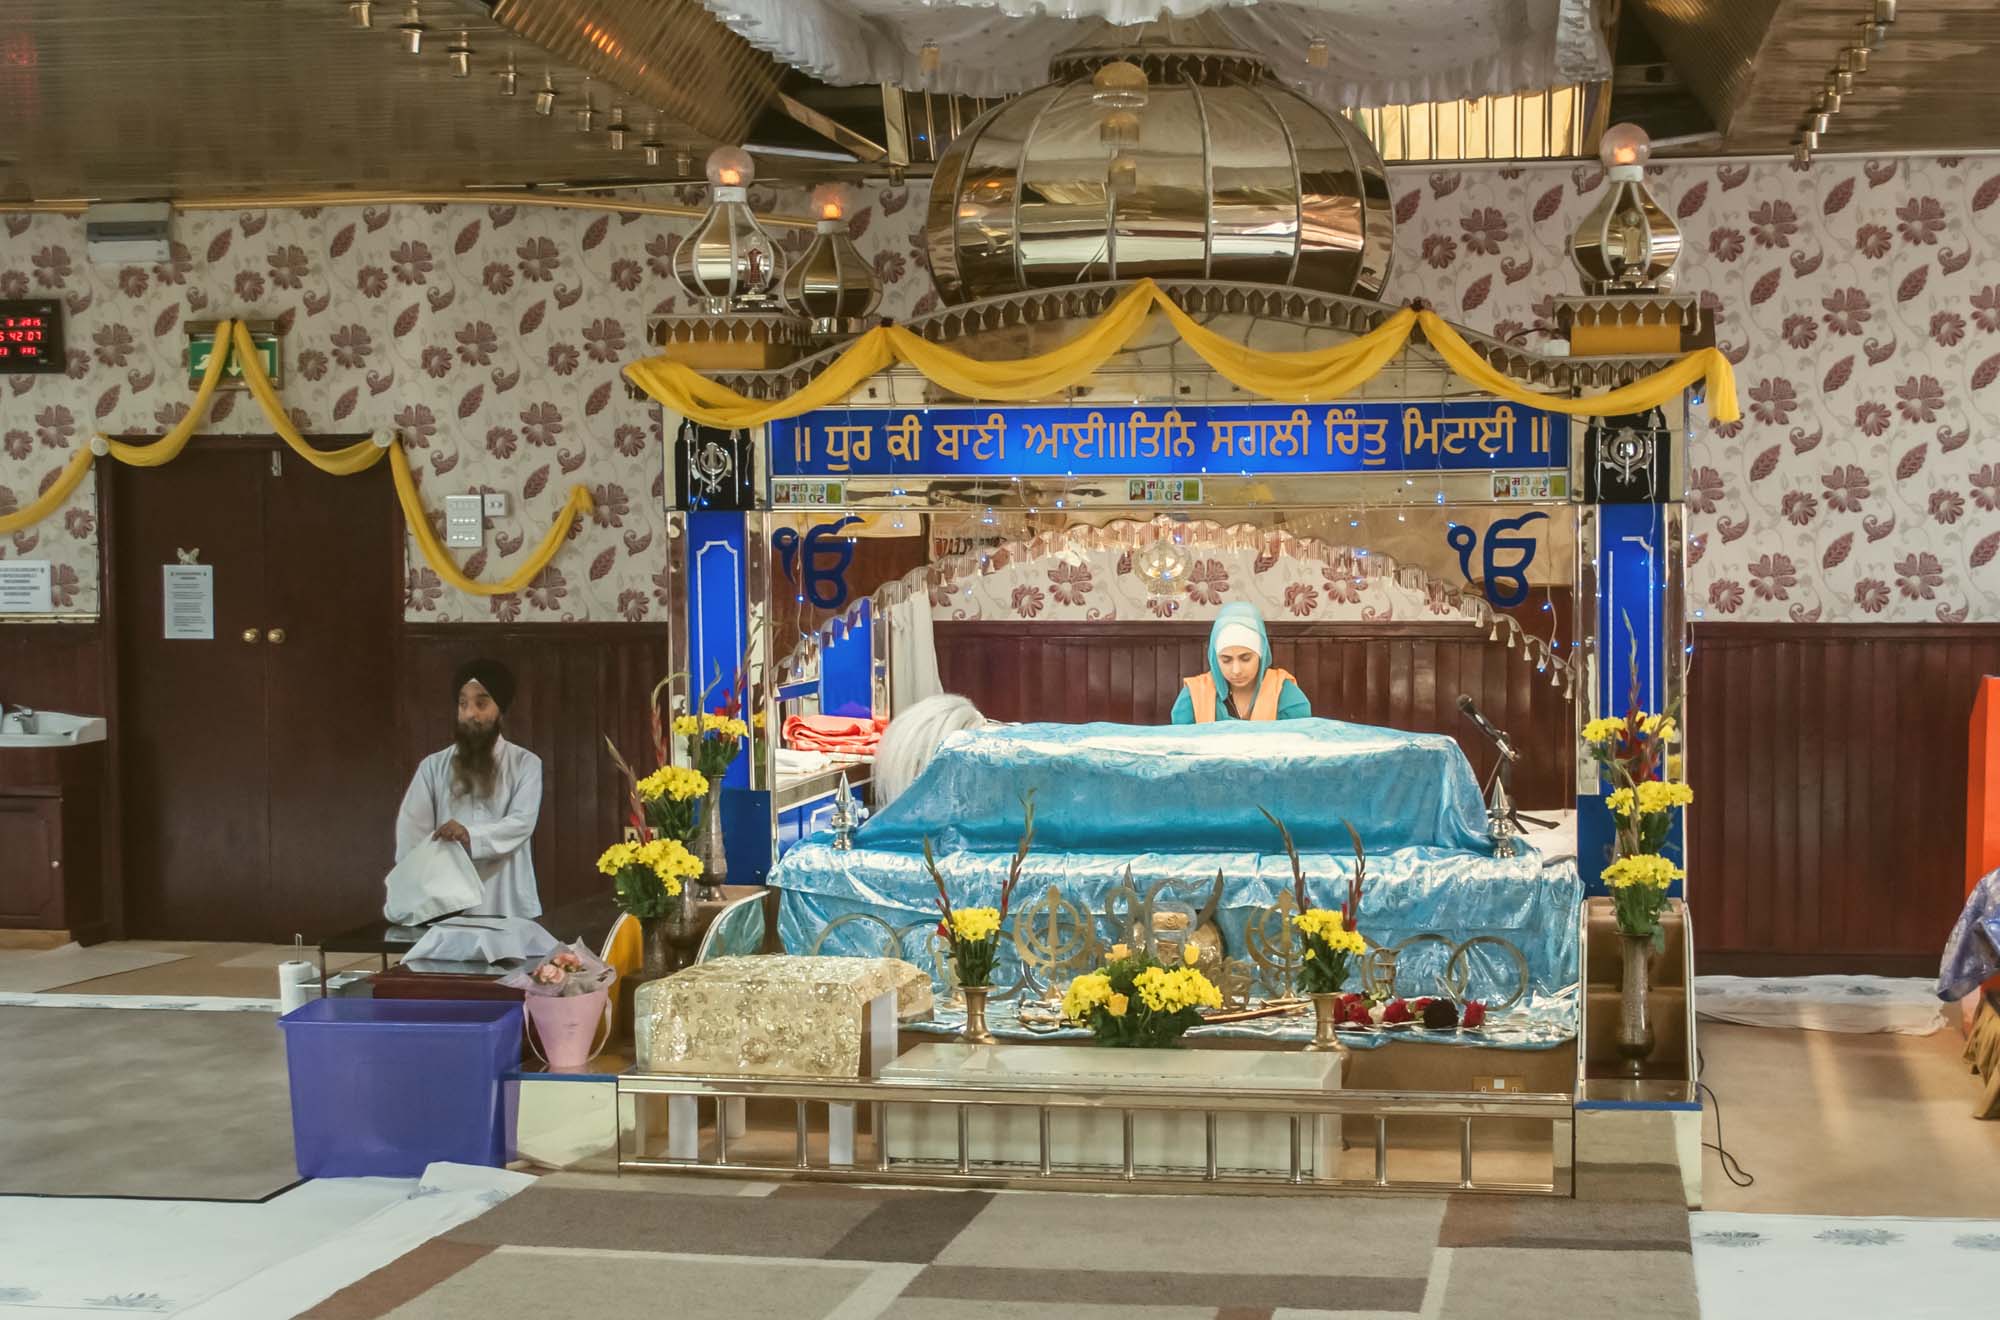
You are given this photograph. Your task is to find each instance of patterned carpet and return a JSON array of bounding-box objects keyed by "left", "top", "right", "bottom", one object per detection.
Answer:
[{"left": 301, "top": 1172, "right": 1699, "bottom": 1319}]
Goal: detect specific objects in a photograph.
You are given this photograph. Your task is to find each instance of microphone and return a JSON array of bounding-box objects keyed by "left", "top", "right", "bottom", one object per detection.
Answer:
[{"left": 1457, "top": 694, "right": 1520, "bottom": 762}]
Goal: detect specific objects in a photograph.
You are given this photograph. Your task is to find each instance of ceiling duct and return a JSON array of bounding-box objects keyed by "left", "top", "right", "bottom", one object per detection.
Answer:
[
  {"left": 483, "top": 0, "right": 786, "bottom": 146},
  {"left": 1623, "top": 0, "right": 1786, "bottom": 136}
]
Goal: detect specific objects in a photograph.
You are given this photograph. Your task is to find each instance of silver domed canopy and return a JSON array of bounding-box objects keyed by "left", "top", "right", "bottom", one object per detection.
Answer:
[{"left": 925, "top": 19, "right": 1394, "bottom": 306}]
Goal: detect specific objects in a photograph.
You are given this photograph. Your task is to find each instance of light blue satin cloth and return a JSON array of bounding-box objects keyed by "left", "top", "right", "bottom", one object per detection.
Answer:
[
  {"left": 771, "top": 719, "right": 1579, "bottom": 1012},
  {"left": 857, "top": 719, "right": 1493, "bottom": 856}
]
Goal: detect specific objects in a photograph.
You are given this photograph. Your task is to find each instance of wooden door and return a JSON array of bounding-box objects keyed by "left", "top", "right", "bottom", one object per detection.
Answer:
[{"left": 112, "top": 445, "right": 397, "bottom": 940}]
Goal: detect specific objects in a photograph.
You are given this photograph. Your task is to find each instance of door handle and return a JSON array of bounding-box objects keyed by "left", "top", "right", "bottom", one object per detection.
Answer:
[
  {"left": 266, "top": 628, "right": 287, "bottom": 645},
  {"left": 242, "top": 628, "right": 262, "bottom": 644}
]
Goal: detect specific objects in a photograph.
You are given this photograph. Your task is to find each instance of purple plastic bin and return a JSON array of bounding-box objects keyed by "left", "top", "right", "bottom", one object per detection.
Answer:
[{"left": 278, "top": 997, "right": 522, "bottom": 1179}]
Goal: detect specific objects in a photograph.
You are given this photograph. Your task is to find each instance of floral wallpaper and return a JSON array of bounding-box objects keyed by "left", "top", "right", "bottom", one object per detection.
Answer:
[
  {"left": 4, "top": 154, "right": 1999, "bottom": 624},
  {"left": 0, "top": 189, "right": 813, "bottom": 621}
]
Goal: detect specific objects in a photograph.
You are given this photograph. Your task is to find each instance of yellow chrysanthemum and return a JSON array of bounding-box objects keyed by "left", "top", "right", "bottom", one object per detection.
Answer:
[
  {"left": 1293, "top": 909, "right": 1366, "bottom": 955},
  {"left": 1133, "top": 965, "right": 1222, "bottom": 1014},
  {"left": 596, "top": 841, "right": 639, "bottom": 877},
  {"left": 1582, "top": 717, "right": 1628, "bottom": 744},
  {"left": 672, "top": 715, "right": 702, "bottom": 738},
  {"left": 949, "top": 907, "right": 1001, "bottom": 943},
  {"left": 1106, "top": 993, "right": 1129, "bottom": 1018},
  {"left": 1602, "top": 853, "right": 1682, "bottom": 890},
  {"left": 1108, "top": 943, "right": 1131, "bottom": 961},
  {"left": 1182, "top": 942, "right": 1199, "bottom": 967},
  {"left": 636, "top": 764, "right": 709, "bottom": 803},
  {"left": 1061, "top": 971, "right": 1114, "bottom": 1023},
  {"left": 1606, "top": 786, "right": 1636, "bottom": 816},
  {"left": 699, "top": 713, "right": 749, "bottom": 739},
  {"left": 1641, "top": 713, "right": 1678, "bottom": 742},
  {"left": 1667, "top": 753, "right": 1684, "bottom": 780},
  {"left": 1638, "top": 779, "right": 1694, "bottom": 812}
]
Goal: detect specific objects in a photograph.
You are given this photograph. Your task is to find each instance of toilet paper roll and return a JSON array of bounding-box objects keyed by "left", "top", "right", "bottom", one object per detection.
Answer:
[{"left": 278, "top": 960, "right": 315, "bottom": 1015}]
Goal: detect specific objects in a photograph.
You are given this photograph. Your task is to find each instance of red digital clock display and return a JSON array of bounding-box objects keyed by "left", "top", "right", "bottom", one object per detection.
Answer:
[{"left": 0, "top": 300, "right": 64, "bottom": 374}]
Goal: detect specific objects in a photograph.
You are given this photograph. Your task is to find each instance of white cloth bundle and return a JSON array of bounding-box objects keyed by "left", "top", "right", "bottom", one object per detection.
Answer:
[
  {"left": 382, "top": 837, "right": 486, "bottom": 926},
  {"left": 404, "top": 916, "right": 560, "bottom": 965}
]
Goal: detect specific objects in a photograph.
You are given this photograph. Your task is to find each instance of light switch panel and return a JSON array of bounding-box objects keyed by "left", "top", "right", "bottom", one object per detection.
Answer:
[
  {"left": 444, "top": 494, "right": 484, "bottom": 548},
  {"left": 482, "top": 492, "right": 509, "bottom": 518}
]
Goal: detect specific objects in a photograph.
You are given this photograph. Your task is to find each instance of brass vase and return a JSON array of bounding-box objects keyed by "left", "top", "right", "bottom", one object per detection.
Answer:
[
  {"left": 695, "top": 775, "right": 729, "bottom": 903},
  {"left": 639, "top": 914, "right": 674, "bottom": 982},
  {"left": 1616, "top": 932, "right": 1658, "bottom": 1076},
  {"left": 1306, "top": 993, "right": 1348, "bottom": 1054},
  {"left": 961, "top": 986, "right": 997, "bottom": 1045}
]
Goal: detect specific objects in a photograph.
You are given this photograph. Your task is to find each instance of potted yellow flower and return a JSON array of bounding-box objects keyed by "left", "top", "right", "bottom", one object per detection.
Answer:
[
  {"left": 1584, "top": 650, "right": 1692, "bottom": 1075},
  {"left": 675, "top": 711, "right": 749, "bottom": 901},
  {"left": 598, "top": 837, "right": 701, "bottom": 980},
  {"left": 924, "top": 791, "right": 1035, "bottom": 1044},
  {"left": 636, "top": 763, "right": 708, "bottom": 846},
  {"left": 1062, "top": 945, "right": 1221, "bottom": 1048}
]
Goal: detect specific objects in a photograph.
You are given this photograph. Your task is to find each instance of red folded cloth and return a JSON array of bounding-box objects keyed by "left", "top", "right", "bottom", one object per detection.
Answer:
[{"left": 784, "top": 713, "right": 890, "bottom": 755}]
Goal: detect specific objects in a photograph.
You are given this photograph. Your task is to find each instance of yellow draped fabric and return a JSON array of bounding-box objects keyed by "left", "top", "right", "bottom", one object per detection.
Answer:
[
  {"left": 389, "top": 445, "right": 596, "bottom": 597},
  {"left": 623, "top": 276, "right": 1742, "bottom": 426},
  {"left": 0, "top": 318, "right": 596, "bottom": 596}
]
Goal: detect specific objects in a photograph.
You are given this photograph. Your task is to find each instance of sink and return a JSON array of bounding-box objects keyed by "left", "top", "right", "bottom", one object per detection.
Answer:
[{"left": 0, "top": 711, "right": 108, "bottom": 747}]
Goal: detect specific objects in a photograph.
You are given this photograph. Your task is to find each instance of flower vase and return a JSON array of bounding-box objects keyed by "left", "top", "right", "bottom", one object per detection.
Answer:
[
  {"left": 695, "top": 775, "right": 729, "bottom": 904},
  {"left": 639, "top": 915, "right": 674, "bottom": 982},
  {"left": 525, "top": 988, "right": 610, "bottom": 1071},
  {"left": 961, "top": 986, "right": 996, "bottom": 1045},
  {"left": 1306, "top": 993, "right": 1348, "bottom": 1054},
  {"left": 1615, "top": 932, "right": 1658, "bottom": 1076}
]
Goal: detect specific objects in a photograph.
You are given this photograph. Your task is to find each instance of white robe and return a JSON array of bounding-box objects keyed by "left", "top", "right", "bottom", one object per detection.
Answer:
[{"left": 394, "top": 736, "right": 544, "bottom": 919}]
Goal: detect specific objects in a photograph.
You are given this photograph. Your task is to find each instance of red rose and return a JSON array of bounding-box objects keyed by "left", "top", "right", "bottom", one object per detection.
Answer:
[
  {"left": 1340, "top": 998, "right": 1372, "bottom": 1027},
  {"left": 1382, "top": 998, "right": 1412, "bottom": 1024},
  {"left": 1461, "top": 1000, "right": 1488, "bottom": 1029}
]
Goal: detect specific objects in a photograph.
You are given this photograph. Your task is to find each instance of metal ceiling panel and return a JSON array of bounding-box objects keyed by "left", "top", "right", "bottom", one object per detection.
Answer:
[{"left": 0, "top": 0, "right": 778, "bottom": 202}]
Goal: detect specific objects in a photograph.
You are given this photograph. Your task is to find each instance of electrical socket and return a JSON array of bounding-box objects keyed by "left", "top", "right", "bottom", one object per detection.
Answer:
[{"left": 482, "top": 492, "right": 509, "bottom": 517}]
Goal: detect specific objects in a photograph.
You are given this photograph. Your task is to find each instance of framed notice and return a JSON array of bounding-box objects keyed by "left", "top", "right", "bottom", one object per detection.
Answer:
[
  {"left": 162, "top": 564, "right": 214, "bottom": 640},
  {"left": 0, "top": 560, "right": 54, "bottom": 613}
]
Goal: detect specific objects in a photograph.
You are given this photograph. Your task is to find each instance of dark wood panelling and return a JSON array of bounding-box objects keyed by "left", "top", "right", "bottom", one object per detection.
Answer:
[
  {"left": 934, "top": 620, "right": 1577, "bottom": 809},
  {"left": 395, "top": 624, "right": 671, "bottom": 921},
  {"left": 1688, "top": 623, "right": 2000, "bottom": 974},
  {"left": 0, "top": 622, "right": 108, "bottom": 716}
]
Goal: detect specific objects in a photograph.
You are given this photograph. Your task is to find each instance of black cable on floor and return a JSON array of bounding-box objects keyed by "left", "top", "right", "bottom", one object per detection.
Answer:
[{"left": 1696, "top": 1047, "right": 1756, "bottom": 1188}]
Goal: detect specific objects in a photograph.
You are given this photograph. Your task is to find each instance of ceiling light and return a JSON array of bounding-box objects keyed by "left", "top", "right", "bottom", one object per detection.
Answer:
[
  {"left": 534, "top": 73, "right": 558, "bottom": 116},
  {"left": 575, "top": 100, "right": 596, "bottom": 133},
  {"left": 606, "top": 108, "right": 631, "bottom": 150},
  {"left": 1874, "top": 0, "right": 1896, "bottom": 23},
  {"left": 1838, "top": 46, "right": 1868, "bottom": 74},
  {"left": 397, "top": 3, "right": 426, "bottom": 55},
  {"left": 348, "top": 1, "right": 373, "bottom": 28},
  {"left": 1829, "top": 70, "right": 1854, "bottom": 94},
  {"left": 641, "top": 139, "right": 665, "bottom": 167},
  {"left": 1816, "top": 90, "right": 1841, "bottom": 113},
  {"left": 1799, "top": 128, "right": 1820, "bottom": 151},
  {"left": 447, "top": 33, "right": 472, "bottom": 77},
  {"left": 1794, "top": 145, "right": 1812, "bottom": 165},
  {"left": 1808, "top": 111, "right": 1830, "bottom": 135},
  {"left": 497, "top": 56, "right": 518, "bottom": 96}
]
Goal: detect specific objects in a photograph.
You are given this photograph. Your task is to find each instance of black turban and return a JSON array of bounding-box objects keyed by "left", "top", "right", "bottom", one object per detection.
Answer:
[{"left": 453, "top": 658, "right": 516, "bottom": 713}]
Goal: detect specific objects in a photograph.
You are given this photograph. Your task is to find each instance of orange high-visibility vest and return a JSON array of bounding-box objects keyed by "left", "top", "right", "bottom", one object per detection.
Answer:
[{"left": 1182, "top": 668, "right": 1296, "bottom": 722}]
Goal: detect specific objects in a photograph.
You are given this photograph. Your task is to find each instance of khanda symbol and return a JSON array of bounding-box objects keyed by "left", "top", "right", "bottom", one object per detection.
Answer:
[
  {"left": 1447, "top": 511, "right": 1547, "bottom": 609},
  {"left": 773, "top": 515, "right": 863, "bottom": 610}
]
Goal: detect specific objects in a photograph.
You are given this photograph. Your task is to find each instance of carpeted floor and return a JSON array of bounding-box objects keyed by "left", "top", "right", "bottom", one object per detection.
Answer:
[
  {"left": 302, "top": 1173, "right": 1699, "bottom": 1319},
  {"left": 0, "top": 1005, "right": 300, "bottom": 1200},
  {"left": 1696, "top": 1022, "right": 2000, "bottom": 1217}
]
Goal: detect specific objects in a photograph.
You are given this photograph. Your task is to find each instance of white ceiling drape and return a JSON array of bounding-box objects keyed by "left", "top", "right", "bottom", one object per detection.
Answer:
[{"left": 701, "top": 0, "right": 1609, "bottom": 108}]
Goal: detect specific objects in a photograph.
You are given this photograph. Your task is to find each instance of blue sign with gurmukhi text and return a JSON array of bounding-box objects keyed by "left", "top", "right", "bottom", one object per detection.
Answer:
[{"left": 767, "top": 402, "right": 1568, "bottom": 480}]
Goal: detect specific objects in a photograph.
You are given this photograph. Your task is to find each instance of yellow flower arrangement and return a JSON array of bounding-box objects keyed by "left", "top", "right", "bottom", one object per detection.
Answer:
[
  {"left": 600, "top": 836, "right": 699, "bottom": 918},
  {"left": 1292, "top": 906, "right": 1366, "bottom": 994},
  {"left": 1293, "top": 908, "right": 1366, "bottom": 954},
  {"left": 1641, "top": 713, "right": 1678, "bottom": 741},
  {"left": 1106, "top": 993, "right": 1129, "bottom": 1018},
  {"left": 1602, "top": 853, "right": 1682, "bottom": 890},
  {"left": 1582, "top": 716, "right": 1628, "bottom": 744},
  {"left": 636, "top": 764, "right": 709, "bottom": 803},
  {"left": 948, "top": 907, "right": 1001, "bottom": 944},
  {"left": 1133, "top": 965, "right": 1223, "bottom": 1014},
  {"left": 1606, "top": 780, "right": 1693, "bottom": 819},
  {"left": 1061, "top": 971, "right": 1114, "bottom": 1022}
]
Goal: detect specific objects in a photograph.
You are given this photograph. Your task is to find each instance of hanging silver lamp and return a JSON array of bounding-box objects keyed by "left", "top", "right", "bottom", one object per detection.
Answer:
[
  {"left": 781, "top": 184, "right": 881, "bottom": 334},
  {"left": 671, "top": 146, "right": 782, "bottom": 311}
]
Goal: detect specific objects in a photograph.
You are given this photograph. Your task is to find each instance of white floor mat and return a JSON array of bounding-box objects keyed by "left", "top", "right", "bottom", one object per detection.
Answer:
[
  {"left": 1695, "top": 975, "right": 1947, "bottom": 1035},
  {"left": 0, "top": 945, "right": 188, "bottom": 994},
  {"left": 0, "top": 1163, "right": 530, "bottom": 1318},
  {"left": 1694, "top": 1213, "right": 2000, "bottom": 1320}
]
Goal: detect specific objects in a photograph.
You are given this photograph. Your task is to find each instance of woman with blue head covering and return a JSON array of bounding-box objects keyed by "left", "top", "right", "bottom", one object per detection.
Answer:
[{"left": 1169, "top": 603, "right": 1312, "bottom": 724}]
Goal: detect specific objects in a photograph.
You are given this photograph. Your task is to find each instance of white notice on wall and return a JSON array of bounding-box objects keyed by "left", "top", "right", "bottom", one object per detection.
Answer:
[
  {"left": 162, "top": 564, "right": 214, "bottom": 640},
  {"left": 0, "top": 560, "right": 54, "bottom": 614}
]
